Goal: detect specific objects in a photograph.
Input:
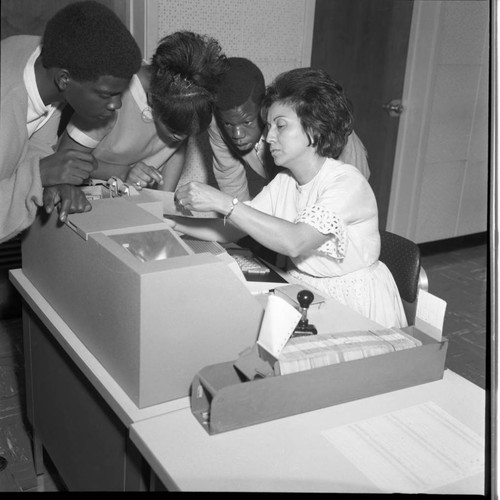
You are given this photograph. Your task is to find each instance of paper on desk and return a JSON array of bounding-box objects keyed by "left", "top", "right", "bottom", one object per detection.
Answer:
[
  {"left": 322, "top": 401, "right": 484, "bottom": 493},
  {"left": 415, "top": 290, "right": 447, "bottom": 341},
  {"left": 141, "top": 189, "right": 219, "bottom": 218},
  {"left": 257, "top": 294, "right": 302, "bottom": 359}
]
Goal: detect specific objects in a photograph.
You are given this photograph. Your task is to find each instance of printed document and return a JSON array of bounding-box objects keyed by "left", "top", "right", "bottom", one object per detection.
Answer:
[{"left": 322, "top": 401, "right": 484, "bottom": 493}]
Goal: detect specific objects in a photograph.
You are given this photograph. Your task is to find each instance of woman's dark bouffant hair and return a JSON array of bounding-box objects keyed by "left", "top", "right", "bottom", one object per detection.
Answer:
[
  {"left": 148, "top": 31, "right": 229, "bottom": 136},
  {"left": 41, "top": 1, "right": 142, "bottom": 82},
  {"left": 262, "top": 67, "right": 353, "bottom": 159}
]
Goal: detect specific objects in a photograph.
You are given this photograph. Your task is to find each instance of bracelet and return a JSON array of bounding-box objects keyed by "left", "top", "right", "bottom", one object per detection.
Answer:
[{"left": 223, "top": 197, "right": 239, "bottom": 226}]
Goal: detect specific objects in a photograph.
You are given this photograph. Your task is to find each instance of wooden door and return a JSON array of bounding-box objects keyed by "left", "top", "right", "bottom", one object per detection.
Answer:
[{"left": 311, "top": 0, "right": 414, "bottom": 230}]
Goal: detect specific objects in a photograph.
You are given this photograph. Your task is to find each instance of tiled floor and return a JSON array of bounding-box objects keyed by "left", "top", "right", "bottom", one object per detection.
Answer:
[
  {"left": 0, "top": 317, "right": 65, "bottom": 492},
  {"left": 420, "top": 234, "right": 488, "bottom": 389},
  {"left": 0, "top": 235, "right": 489, "bottom": 491}
]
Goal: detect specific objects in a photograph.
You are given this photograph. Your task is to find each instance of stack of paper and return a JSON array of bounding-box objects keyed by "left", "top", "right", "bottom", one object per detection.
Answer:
[{"left": 276, "top": 328, "right": 422, "bottom": 375}]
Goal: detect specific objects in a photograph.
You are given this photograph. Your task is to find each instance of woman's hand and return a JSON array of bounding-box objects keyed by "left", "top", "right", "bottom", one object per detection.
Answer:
[
  {"left": 174, "top": 181, "right": 231, "bottom": 214},
  {"left": 125, "top": 162, "right": 163, "bottom": 190},
  {"left": 163, "top": 217, "right": 176, "bottom": 230}
]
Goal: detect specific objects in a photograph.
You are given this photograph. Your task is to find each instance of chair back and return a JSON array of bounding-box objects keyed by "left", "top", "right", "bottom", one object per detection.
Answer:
[{"left": 378, "top": 231, "right": 423, "bottom": 324}]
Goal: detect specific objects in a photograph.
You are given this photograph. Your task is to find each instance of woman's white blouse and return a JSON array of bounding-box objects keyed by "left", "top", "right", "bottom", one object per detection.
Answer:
[{"left": 248, "top": 158, "right": 380, "bottom": 278}]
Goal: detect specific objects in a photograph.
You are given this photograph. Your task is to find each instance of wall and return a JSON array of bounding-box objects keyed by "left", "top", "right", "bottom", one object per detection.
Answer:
[
  {"left": 1, "top": 0, "right": 128, "bottom": 38},
  {"left": 387, "top": 0, "right": 489, "bottom": 243},
  {"left": 131, "top": 0, "right": 316, "bottom": 84}
]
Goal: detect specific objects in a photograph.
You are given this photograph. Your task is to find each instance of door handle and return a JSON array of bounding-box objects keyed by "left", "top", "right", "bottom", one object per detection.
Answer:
[{"left": 382, "top": 99, "right": 404, "bottom": 117}]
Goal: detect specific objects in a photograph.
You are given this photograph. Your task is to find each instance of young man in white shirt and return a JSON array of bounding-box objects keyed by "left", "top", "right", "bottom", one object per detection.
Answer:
[{"left": 0, "top": 0, "right": 142, "bottom": 243}]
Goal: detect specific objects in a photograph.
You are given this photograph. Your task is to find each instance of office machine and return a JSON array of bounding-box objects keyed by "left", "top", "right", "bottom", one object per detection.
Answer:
[
  {"left": 191, "top": 325, "right": 448, "bottom": 435},
  {"left": 21, "top": 193, "right": 273, "bottom": 408}
]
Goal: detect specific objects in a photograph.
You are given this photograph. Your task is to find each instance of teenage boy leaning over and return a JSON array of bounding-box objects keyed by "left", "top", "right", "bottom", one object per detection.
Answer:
[{"left": 0, "top": 0, "right": 142, "bottom": 244}]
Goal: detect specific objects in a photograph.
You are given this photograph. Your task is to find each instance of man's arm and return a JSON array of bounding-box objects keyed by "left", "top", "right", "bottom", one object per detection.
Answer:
[
  {"left": 57, "top": 113, "right": 128, "bottom": 181},
  {"left": 0, "top": 156, "right": 43, "bottom": 244},
  {"left": 156, "top": 141, "right": 187, "bottom": 192},
  {"left": 0, "top": 106, "right": 60, "bottom": 243},
  {"left": 58, "top": 130, "right": 129, "bottom": 180}
]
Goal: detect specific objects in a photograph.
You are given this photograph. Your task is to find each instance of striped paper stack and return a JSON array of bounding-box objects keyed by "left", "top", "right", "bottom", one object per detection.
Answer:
[{"left": 275, "top": 328, "right": 422, "bottom": 375}]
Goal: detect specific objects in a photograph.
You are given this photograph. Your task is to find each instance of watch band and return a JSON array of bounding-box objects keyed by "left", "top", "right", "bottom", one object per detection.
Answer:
[{"left": 224, "top": 198, "right": 239, "bottom": 226}]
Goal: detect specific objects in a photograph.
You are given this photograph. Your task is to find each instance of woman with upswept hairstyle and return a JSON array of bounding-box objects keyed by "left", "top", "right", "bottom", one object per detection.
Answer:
[{"left": 58, "top": 31, "right": 229, "bottom": 191}]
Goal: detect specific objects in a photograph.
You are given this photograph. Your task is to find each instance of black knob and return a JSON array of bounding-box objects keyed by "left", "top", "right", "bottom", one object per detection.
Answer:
[
  {"left": 293, "top": 289, "right": 318, "bottom": 337},
  {"left": 297, "top": 289, "right": 314, "bottom": 309}
]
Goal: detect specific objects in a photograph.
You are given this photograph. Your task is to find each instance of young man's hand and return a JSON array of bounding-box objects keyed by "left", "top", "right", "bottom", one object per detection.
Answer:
[
  {"left": 40, "top": 150, "right": 97, "bottom": 186},
  {"left": 43, "top": 184, "right": 92, "bottom": 223}
]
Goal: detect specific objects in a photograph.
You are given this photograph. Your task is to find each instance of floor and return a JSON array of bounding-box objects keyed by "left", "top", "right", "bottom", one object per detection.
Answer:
[
  {"left": 0, "top": 234, "right": 489, "bottom": 492},
  {"left": 419, "top": 233, "right": 489, "bottom": 390}
]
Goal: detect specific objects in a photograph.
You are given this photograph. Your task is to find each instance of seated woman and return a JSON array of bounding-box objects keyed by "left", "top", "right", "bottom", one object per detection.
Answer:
[
  {"left": 57, "top": 31, "right": 228, "bottom": 191},
  {"left": 209, "top": 57, "right": 370, "bottom": 202},
  {"left": 169, "top": 67, "right": 407, "bottom": 328}
]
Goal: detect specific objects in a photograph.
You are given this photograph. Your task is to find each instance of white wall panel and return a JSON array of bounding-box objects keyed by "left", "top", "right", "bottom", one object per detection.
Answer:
[
  {"left": 154, "top": 0, "right": 315, "bottom": 83},
  {"left": 437, "top": 0, "right": 489, "bottom": 65},
  {"left": 416, "top": 161, "right": 466, "bottom": 242}
]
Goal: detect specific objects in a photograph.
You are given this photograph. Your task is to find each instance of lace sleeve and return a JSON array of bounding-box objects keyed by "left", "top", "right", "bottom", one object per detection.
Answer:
[{"left": 296, "top": 204, "right": 347, "bottom": 258}]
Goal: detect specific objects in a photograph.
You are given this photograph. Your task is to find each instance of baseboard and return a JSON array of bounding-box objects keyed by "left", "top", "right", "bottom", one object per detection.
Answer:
[{"left": 419, "top": 232, "right": 488, "bottom": 256}]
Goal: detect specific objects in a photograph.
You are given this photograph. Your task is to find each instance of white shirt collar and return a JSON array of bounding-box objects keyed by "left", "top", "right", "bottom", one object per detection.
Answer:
[
  {"left": 24, "top": 46, "right": 50, "bottom": 117},
  {"left": 24, "top": 45, "right": 58, "bottom": 136}
]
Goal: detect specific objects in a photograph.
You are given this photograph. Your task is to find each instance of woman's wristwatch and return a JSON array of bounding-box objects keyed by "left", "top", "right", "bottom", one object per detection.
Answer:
[{"left": 223, "top": 197, "right": 239, "bottom": 226}]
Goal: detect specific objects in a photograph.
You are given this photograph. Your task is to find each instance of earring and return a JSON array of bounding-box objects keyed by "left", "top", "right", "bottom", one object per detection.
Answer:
[{"left": 141, "top": 106, "right": 153, "bottom": 123}]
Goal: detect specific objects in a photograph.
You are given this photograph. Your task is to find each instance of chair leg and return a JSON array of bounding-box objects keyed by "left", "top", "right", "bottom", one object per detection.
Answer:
[
  {"left": 419, "top": 267, "right": 429, "bottom": 292},
  {"left": 32, "top": 433, "right": 44, "bottom": 476}
]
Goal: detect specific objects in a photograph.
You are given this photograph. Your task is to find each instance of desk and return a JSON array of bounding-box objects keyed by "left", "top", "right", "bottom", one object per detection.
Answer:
[
  {"left": 9, "top": 267, "right": 385, "bottom": 491},
  {"left": 130, "top": 369, "right": 485, "bottom": 493},
  {"left": 10, "top": 269, "right": 190, "bottom": 491}
]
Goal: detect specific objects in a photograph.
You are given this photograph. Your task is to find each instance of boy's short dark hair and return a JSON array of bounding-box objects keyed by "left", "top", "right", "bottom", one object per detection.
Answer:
[
  {"left": 216, "top": 57, "right": 265, "bottom": 111},
  {"left": 41, "top": 0, "right": 142, "bottom": 82}
]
